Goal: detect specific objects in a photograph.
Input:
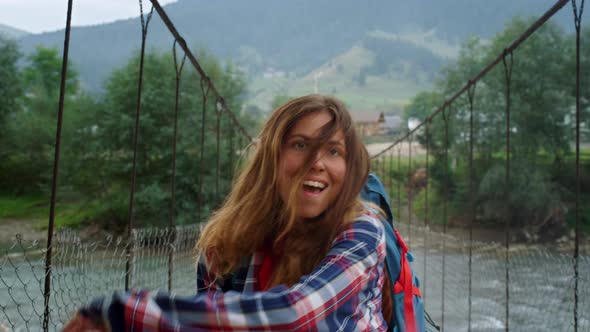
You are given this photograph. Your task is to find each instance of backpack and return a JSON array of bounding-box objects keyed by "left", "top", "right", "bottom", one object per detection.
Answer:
[{"left": 361, "top": 173, "right": 439, "bottom": 332}]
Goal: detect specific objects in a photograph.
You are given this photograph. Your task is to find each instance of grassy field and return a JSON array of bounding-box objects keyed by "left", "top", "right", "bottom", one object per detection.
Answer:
[
  {"left": 0, "top": 195, "right": 102, "bottom": 229},
  {"left": 245, "top": 45, "right": 429, "bottom": 112}
]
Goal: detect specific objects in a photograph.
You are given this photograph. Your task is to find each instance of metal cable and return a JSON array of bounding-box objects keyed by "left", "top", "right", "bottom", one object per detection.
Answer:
[
  {"left": 397, "top": 145, "right": 402, "bottom": 222},
  {"left": 423, "top": 122, "right": 430, "bottom": 304},
  {"left": 197, "top": 79, "right": 210, "bottom": 224},
  {"left": 441, "top": 103, "right": 450, "bottom": 332},
  {"left": 571, "top": 1, "right": 584, "bottom": 330},
  {"left": 216, "top": 101, "right": 222, "bottom": 201},
  {"left": 467, "top": 81, "right": 477, "bottom": 332},
  {"left": 125, "top": 0, "right": 154, "bottom": 292},
  {"left": 408, "top": 133, "right": 413, "bottom": 247},
  {"left": 43, "top": 0, "right": 73, "bottom": 330},
  {"left": 502, "top": 50, "right": 514, "bottom": 332},
  {"left": 148, "top": 0, "right": 253, "bottom": 142},
  {"left": 168, "top": 40, "right": 186, "bottom": 292}
]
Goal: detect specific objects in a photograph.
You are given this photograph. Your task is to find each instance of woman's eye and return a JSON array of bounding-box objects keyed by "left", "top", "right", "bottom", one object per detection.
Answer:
[
  {"left": 293, "top": 141, "right": 307, "bottom": 150},
  {"left": 329, "top": 148, "right": 341, "bottom": 156}
]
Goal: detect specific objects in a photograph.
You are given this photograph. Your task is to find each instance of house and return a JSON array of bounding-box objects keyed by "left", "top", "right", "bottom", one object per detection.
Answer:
[
  {"left": 351, "top": 110, "right": 385, "bottom": 137},
  {"left": 380, "top": 115, "right": 403, "bottom": 135}
]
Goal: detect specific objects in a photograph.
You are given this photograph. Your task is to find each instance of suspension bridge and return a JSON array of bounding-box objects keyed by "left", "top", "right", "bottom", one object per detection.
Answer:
[{"left": 0, "top": 0, "right": 588, "bottom": 331}]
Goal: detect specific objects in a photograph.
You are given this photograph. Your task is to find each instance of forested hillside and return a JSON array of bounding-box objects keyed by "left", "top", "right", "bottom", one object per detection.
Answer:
[{"left": 14, "top": 0, "right": 572, "bottom": 110}]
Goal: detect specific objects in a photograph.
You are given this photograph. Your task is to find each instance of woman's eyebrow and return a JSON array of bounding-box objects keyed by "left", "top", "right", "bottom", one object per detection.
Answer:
[
  {"left": 326, "top": 139, "right": 344, "bottom": 145},
  {"left": 287, "top": 134, "right": 345, "bottom": 147},
  {"left": 287, "top": 134, "right": 310, "bottom": 140}
]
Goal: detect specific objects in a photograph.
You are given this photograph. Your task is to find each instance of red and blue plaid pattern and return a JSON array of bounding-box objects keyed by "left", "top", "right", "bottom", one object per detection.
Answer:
[{"left": 82, "top": 214, "right": 387, "bottom": 331}]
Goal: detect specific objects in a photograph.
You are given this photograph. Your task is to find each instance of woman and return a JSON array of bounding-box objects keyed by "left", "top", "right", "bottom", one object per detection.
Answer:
[{"left": 65, "top": 94, "right": 389, "bottom": 331}]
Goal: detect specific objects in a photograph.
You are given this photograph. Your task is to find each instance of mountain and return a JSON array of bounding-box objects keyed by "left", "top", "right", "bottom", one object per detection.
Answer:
[
  {"left": 0, "top": 24, "right": 30, "bottom": 39},
  {"left": 16, "top": 0, "right": 575, "bottom": 110}
]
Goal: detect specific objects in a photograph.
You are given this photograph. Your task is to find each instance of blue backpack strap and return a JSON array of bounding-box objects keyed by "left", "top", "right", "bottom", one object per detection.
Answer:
[
  {"left": 361, "top": 173, "right": 401, "bottom": 331},
  {"left": 361, "top": 173, "right": 431, "bottom": 332},
  {"left": 360, "top": 173, "right": 401, "bottom": 280},
  {"left": 361, "top": 173, "right": 395, "bottom": 226},
  {"left": 382, "top": 217, "right": 402, "bottom": 294}
]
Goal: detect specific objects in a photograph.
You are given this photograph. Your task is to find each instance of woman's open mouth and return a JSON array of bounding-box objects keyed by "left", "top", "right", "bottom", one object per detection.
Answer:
[{"left": 302, "top": 180, "right": 327, "bottom": 195}]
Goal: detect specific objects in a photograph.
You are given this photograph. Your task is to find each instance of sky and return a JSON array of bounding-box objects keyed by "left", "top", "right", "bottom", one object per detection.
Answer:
[{"left": 0, "top": 0, "right": 178, "bottom": 34}]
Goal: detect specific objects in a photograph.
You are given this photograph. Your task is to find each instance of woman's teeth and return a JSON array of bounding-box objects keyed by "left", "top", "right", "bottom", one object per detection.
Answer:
[
  {"left": 303, "top": 181, "right": 325, "bottom": 189},
  {"left": 303, "top": 181, "right": 326, "bottom": 193}
]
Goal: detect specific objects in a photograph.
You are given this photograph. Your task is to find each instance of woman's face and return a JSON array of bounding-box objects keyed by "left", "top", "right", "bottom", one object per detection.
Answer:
[{"left": 277, "top": 110, "right": 347, "bottom": 220}]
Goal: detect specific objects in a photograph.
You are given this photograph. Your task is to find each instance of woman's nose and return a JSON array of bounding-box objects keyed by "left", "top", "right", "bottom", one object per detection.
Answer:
[{"left": 311, "top": 153, "right": 326, "bottom": 172}]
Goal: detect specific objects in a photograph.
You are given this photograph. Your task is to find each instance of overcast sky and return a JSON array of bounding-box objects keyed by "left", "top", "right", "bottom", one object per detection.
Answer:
[{"left": 0, "top": 0, "right": 178, "bottom": 34}]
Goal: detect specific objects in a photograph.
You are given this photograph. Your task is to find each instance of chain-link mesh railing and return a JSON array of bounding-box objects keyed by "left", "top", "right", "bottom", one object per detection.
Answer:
[
  {"left": 394, "top": 222, "right": 590, "bottom": 332},
  {"left": 1, "top": 226, "right": 201, "bottom": 331}
]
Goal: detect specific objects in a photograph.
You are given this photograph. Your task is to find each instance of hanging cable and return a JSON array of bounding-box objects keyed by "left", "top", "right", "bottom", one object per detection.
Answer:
[
  {"left": 168, "top": 40, "right": 186, "bottom": 292},
  {"left": 571, "top": 1, "right": 584, "bottom": 330},
  {"left": 197, "top": 78, "right": 211, "bottom": 224},
  {"left": 126, "top": 0, "right": 154, "bottom": 291},
  {"left": 43, "top": 0, "right": 73, "bottom": 330},
  {"left": 215, "top": 99, "right": 222, "bottom": 201},
  {"left": 502, "top": 49, "right": 514, "bottom": 332},
  {"left": 466, "top": 80, "right": 477, "bottom": 332},
  {"left": 441, "top": 102, "right": 450, "bottom": 332},
  {"left": 408, "top": 133, "right": 413, "bottom": 247},
  {"left": 423, "top": 121, "right": 430, "bottom": 304}
]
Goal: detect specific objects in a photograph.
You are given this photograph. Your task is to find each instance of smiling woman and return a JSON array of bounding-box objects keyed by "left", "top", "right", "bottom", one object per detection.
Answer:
[
  {"left": 64, "top": 94, "right": 389, "bottom": 331},
  {"left": 278, "top": 110, "right": 347, "bottom": 222}
]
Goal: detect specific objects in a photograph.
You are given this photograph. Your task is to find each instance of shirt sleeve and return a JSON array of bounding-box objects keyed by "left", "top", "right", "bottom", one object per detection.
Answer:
[{"left": 81, "top": 215, "right": 386, "bottom": 331}]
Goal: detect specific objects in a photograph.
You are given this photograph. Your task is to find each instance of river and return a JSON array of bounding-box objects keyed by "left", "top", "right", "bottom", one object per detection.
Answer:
[{"left": 1, "top": 227, "right": 589, "bottom": 331}]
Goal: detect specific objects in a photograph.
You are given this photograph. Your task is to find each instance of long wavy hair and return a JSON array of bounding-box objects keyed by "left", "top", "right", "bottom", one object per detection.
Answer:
[{"left": 196, "top": 94, "right": 370, "bottom": 287}]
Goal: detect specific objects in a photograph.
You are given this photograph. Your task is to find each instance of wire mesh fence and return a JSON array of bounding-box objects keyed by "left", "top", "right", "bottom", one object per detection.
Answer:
[
  {"left": 2, "top": 223, "right": 588, "bottom": 331},
  {"left": 397, "top": 221, "right": 590, "bottom": 332},
  {"left": 0, "top": 225, "right": 200, "bottom": 332}
]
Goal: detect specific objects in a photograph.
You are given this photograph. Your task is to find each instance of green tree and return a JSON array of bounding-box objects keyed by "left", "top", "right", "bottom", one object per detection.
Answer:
[
  {"left": 0, "top": 35, "right": 22, "bottom": 190},
  {"left": 90, "top": 49, "right": 249, "bottom": 227},
  {"left": 22, "top": 46, "right": 78, "bottom": 99},
  {"left": 579, "top": 26, "right": 590, "bottom": 141},
  {"left": 404, "top": 17, "right": 575, "bottom": 228},
  {"left": 0, "top": 35, "right": 21, "bottom": 130},
  {"left": 0, "top": 46, "right": 88, "bottom": 194}
]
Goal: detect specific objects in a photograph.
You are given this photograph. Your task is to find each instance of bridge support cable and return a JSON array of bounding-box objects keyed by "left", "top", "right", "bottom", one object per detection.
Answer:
[
  {"left": 216, "top": 101, "right": 222, "bottom": 202},
  {"left": 441, "top": 103, "right": 451, "bottom": 332},
  {"left": 397, "top": 146, "right": 402, "bottom": 223},
  {"left": 198, "top": 80, "right": 211, "bottom": 224},
  {"left": 168, "top": 40, "right": 186, "bottom": 292},
  {"left": 502, "top": 50, "right": 514, "bottom": 332},
  {"left": 408, "top": 133, "right": 413, "bottom": 247},
  {"left": 571, "top": 0, "right": 585, "bottom": 330},
  {"left": 43, "top": 0, "right": 73, "bottom": 330},
  {"left": 125, "top": 0, "right": 154, "bottom": 292},
  {"left": 423, "top": 122, "right": 430, "bottom": 305},
  {"left": 379, "top": 152, "right": 387, "bottom": 185},
  {"left": 388, "top": 149, "right": 394, "bottom": 208},
  {"left": 466, "top": 81, "right": 477, "bottom": 332},
  {"left": 239, "top": 135, "right": 245, "bottom": 174},
  {"left": 146, "top": 0, "right": 255, "bottom": 225},
  {"left": 148, "top": 0, "right": 252, "bottom": 142},
  {"left": 228, "top": 110, "right": 235, "bottom": 191}
]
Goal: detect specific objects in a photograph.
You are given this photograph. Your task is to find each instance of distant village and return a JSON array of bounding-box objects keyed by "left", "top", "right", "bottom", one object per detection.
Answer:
[{"left": 351, "top": 110, "right": 405, "bottom": 138}]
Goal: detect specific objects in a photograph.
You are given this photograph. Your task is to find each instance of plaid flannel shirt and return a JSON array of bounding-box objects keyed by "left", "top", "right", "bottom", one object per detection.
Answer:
[{"left": 81, "top": 213, "right": 387, "bottom": 331}]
